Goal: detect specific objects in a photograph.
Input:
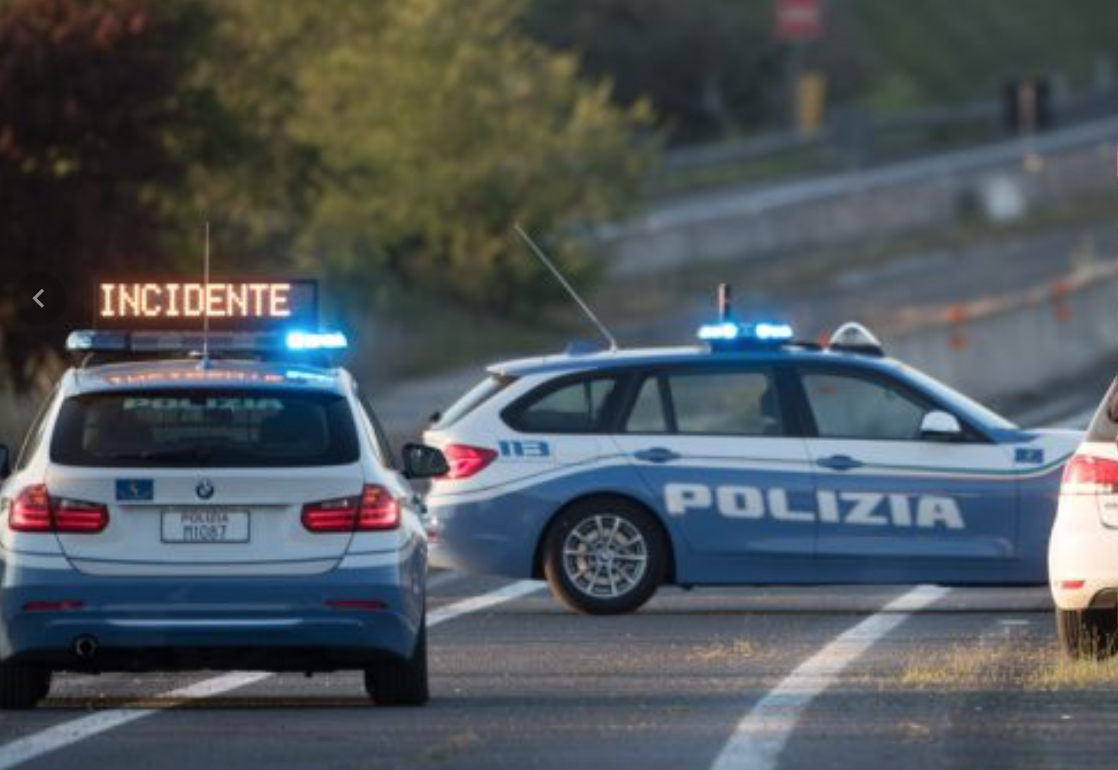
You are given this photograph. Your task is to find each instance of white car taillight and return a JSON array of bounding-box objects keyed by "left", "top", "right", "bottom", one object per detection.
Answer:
[
  {"left": 1061, "top": 454, "right": 1118, "bottom": 527},
  {"left": 9, "top": 484, "right": 109, "bottom": 534}
]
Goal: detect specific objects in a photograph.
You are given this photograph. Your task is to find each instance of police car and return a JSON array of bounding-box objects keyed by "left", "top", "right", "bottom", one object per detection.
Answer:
[
  {"left": 1049, "top": 379, "right": 1118, "bottom": 658},
  {"left": 424, "top": 307, "right": 1079, "bottom": 615},
  {"left": 0, "top": 280, "right": 447, "bottom": 708}
]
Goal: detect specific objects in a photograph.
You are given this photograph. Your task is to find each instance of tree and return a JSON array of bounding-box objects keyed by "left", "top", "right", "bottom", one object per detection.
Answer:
[
  {"left": 524, "top": 0, "right": 781, "bottom": 144},
  {"left": 0, "top": 0, "right": 222, "bottom": 387},
  {"left": 215, "top": 0, "right": 652, "bottom": 314}
]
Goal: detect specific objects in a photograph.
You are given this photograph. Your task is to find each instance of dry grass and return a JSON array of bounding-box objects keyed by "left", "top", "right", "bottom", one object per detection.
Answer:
[
  {"left": 893, "top": 640, "right": 1118, "bottom": 692},
  {"left": 687, "top": 639, "right": 759, "bottom": 664}
]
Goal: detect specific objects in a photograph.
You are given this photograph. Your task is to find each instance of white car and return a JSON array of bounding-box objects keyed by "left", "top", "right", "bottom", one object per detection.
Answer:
[
  {"left": 1049, "top": 380, "right": 1118, "bottom": 658},
  {"left": 0, "top": 329, "right": 447, "bottom": 708}
]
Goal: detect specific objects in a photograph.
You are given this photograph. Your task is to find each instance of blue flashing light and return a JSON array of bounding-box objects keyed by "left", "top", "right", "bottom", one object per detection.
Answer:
[
  {"left": 697, "top": 320, "right": 794, "bottom": 346},
  {"left": 285, "top": 330, "right": 348, "bottom": 351},
  {"left": 697, "top": 322, "right": 740, "bottom": 341},
  {"left": 753, "top": 321, "right": 795, "bottom": 341},
  {"left": 66, "top": 330, "right": 128, "bottom": 352}
]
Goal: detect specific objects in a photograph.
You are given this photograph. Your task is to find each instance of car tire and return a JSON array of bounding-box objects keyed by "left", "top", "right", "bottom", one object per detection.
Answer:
[
  {"left": 1056, "top": 607, "right": 1118, "bottom": 659},
  {"left": 364, "top": 619, "right": 429, "bottom": 707},
  {"left": 543, "top": 497, "right": 667, "bottom": 615},
  {"left": 0, "top": 663, "right": 51, "bottom": 710}
]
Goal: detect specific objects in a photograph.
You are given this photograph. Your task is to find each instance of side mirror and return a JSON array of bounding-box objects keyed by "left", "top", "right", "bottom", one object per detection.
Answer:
[
  {"left": 401, "top": 443, "right": 449, "bottom": 479},
  {"left": 0, "top": 444, "right": 9, "bottom": 480},
  {"left": 920, "top": 410, "right": 963, "bottom": 442}
]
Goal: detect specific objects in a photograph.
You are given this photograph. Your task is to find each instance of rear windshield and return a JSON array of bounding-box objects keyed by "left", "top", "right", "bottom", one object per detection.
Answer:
[{"left": 51, "top": 389, "right": 359, "bottom": 467}]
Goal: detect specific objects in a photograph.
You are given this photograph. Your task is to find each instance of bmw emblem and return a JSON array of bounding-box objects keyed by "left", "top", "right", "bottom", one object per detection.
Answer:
[{"left": 195, "top": 479, "right": 215, "bottom": 500}]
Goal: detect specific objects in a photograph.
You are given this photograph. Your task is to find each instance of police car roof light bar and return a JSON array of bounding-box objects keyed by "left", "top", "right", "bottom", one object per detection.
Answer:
[
  {"left": 698, "top": 285, "right": 796, "bottom": 350},
  {"left": 513, "top": 223, "right": 618, "bottom": 352}
]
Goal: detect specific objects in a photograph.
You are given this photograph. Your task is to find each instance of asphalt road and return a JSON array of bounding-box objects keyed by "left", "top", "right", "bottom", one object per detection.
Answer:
[{"left": 0, "top": 403, "right": 1108, "bottom": 770}]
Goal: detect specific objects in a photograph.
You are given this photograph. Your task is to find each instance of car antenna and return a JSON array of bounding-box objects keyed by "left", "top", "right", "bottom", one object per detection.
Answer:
[
  {"left": 513, "top": 223, "right": 618, "bottom": 351},
  {"left": 201, "top": 220, "right": 211, "bottom": 369}
]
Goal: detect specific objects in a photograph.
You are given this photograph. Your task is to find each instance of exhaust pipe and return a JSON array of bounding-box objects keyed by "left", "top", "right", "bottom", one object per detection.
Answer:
[{"left": 73, "top": 635, "right": 98, "bottom": 660}]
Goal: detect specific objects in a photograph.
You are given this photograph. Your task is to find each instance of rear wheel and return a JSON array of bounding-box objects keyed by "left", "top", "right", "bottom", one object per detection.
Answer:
[
  {"left": 1057, "top": 607, "right": 1118, "bottom": 659},
  {"left": 364, "top": 620, "right": 429, "bottom": 706},
  {"left": 0, "top": 664, "right": 51, "bottom": 710},
  {"left": 542, "top": 497, "right": 667, "bottom": 615}
]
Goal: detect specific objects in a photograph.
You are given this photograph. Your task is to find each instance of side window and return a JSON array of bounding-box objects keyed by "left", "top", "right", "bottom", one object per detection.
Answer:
[
  {"left": 16, "top": 386, "right": 59, "bottom": 471},
  {"left": 802, "top": 372, "right": 929, "bottom": 441},
  {"left": 666, "top": 370, "right": 782, "bottom": 436},
  {"left": 504, "top": 376, "right": 618, "bottom": 434},
  {"left": 625, "top": 377, "right": 669, "bottom": 433}
]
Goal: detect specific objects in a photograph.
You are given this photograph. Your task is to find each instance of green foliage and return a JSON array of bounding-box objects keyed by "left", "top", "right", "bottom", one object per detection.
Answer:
[
  {"left": 525, "top": 0, "right": 780, "bottom": 144},
  {"left": 528, "top": 0, "right": 1118, "bottom": 141},
  {"left": 209, "top": 0, "right": 652, "bottom": 313},
  {"left": 0, "top": 0, "right": 651, "bottom": 387}
]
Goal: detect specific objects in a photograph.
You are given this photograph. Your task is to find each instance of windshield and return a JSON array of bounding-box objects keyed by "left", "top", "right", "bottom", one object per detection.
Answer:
[
  {"left": 51, "top": 389, "right": 359, "bottom": 468},
  {"left": 894, "top": 362, "right": 1018, "bottom": 432}
]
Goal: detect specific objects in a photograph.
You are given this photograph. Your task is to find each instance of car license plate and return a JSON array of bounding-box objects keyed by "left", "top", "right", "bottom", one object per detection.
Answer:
[{"left": 161, "top": 509, "right": 250, "bottom": 544}]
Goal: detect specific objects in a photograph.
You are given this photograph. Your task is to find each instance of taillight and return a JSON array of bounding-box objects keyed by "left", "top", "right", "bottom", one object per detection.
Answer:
[
  {"left": 10, "top": 485, "right": 51, "bottom": 532},
  {"left": 441, "top": 444, "right": 498, "bottom": 480},
  {"left": 302, "top": 485, "right": 399, "bottom": 533},
  {"left": 301, "top": 496, "right": 359, "bottom": 533},
  {"left": 9, "top": 485, "right": 108, "bottom": 534},
  {"left": 54, "top": 499, "right": 110, "bottom": 533},
  {"left": 1061, "top": 454, "right": 1118, "bottom": 495},
  {"left": 356, "top": 485, "right": 399, "bottom": 531}
]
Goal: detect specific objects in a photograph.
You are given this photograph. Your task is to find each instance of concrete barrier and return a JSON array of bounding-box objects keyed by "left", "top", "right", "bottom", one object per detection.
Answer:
[{"left": 886, "top": 260, "right": 1118, "bottom": 405}]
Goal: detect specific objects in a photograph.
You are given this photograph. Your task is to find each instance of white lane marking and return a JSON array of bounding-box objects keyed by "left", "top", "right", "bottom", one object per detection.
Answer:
[
  {"left": 428, "top": 580, "right": 540, "bottom": 626},
  {"left": 0, "top": 579, "right": 541, "bottom": 770},
  {"left": 0, "top": 673, "right": 270, "bottom": 770},
  {"left": 709, "top": 585, "right": 950, "bottom": 770}
]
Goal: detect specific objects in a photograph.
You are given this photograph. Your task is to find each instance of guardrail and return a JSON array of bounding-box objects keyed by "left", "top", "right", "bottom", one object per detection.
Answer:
[{"left": 598, "top": 113, "right": 1118, "bottom": 276}]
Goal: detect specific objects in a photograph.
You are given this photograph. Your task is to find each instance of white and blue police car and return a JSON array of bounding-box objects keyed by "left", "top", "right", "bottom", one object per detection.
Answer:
[
  {"left": 0, "top": 280, "right": 447, "bottom": 708},
  {"left": 424, "top": 308, "right": 1079, "bottom": 615}
]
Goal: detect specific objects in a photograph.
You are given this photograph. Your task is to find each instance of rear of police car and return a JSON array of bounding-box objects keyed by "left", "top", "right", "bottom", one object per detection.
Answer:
[
  {"left": 1049, "top": 379, "right": 1118, "bottom": 658},
  {"left": 0, "top": 281, "right": 432, "bottom": 708}
]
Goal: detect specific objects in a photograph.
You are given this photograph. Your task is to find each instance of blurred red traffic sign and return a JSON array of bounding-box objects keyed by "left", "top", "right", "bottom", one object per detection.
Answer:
[{"left": 775, "top": 0, "right": 822, "bottom": 41}]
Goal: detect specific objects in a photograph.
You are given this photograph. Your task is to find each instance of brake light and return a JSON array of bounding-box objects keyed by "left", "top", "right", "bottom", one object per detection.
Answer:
[
  {"left": 356, "top": 485, "right": 399, "bottom": 531},
  {"left": 441, "top": 444, "right": 498, "bottom": 480},
  {"left": 9, "top": 485, "right": 108, "bottom": 534},
  {"left": 54, "top": 499, "right": 110, "bottom": 533},
  {"left": 1061, "top": 454, "right": 1118, "bottom": 495},
  {"left": 302, "top": 485, "right": 399, "bottom": 533},
  {"left": 10, "top": 485, "right": 51, "bottom": 532},
  {"left": 301, "top": 496, "right": 359, "bottom": 533}
]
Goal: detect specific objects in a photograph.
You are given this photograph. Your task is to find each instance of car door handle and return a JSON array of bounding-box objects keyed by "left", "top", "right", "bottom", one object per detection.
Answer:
[
  {"left": 634, "top": 447, "right": 681, "bottom": 464},
  {"left": 816, "top": 454, "right": 864, "bottom": 471}
]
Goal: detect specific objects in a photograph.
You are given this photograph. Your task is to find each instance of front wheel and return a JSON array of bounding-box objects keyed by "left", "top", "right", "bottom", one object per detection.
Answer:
[
  {"left": 1056, "top": 607, "right": 1118, "bottom": 659},
  {"left": 364, "top": 620, "right": 429, "bottom": 706},
  {"left": 0, "top": 663, "right": 51, "bottom": 710},
  {"left": 542, "top": 497, "right": 667, "bottom": 615}
]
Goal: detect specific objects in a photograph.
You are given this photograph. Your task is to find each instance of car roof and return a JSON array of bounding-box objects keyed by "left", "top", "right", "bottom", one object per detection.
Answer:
[
  {"left": 66, "top": 359, "right": 347, "bottom": 395},
  {"left": 487, "top": 345, "right": 902, "bottom": 378}
]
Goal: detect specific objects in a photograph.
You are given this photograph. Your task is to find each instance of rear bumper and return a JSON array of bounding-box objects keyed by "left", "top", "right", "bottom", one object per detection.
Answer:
[
  {"left": 1049, "top": 497, "right": 1118, "bottom": 611},
  {"left": 0, "top": 556, "right": 425, "bottom": 671}
]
